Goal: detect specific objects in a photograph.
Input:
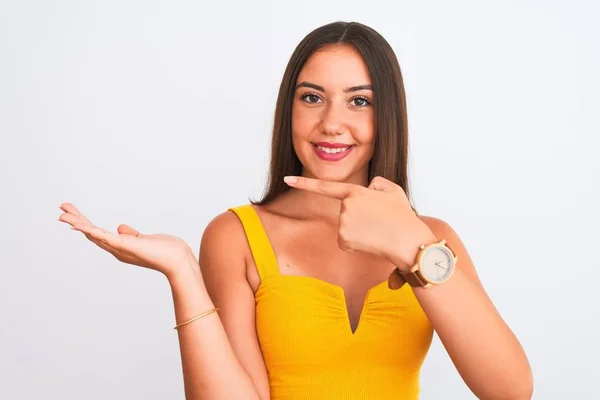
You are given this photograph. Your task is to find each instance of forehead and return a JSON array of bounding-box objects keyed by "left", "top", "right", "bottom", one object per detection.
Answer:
[{"left": 297, "top": 44, "right": 371, "bottom": 89}]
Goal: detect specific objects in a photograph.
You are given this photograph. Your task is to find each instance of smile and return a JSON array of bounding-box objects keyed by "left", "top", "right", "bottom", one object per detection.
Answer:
[
  {"left": 316, "top": 145, "right": 351, "bottom": 154},
  {"left": 312, "top": 143, "right": 355, "bottom": 161}
]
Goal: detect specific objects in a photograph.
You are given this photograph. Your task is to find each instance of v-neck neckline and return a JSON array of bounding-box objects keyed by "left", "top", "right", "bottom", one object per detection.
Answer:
[
  {"left": 267, "top": 274, "right": 394, "bottom": 335},
  {"left": 248, "top": 206, "right": 401, "bottom": 336}
]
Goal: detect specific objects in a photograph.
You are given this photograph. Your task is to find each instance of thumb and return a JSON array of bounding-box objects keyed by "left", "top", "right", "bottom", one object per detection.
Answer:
[
  {"left": 367, "top": 176, "right": 397, "bottom": 192},
  {"left": 117, "top": 224, "right": 143, "bottom": 237}
]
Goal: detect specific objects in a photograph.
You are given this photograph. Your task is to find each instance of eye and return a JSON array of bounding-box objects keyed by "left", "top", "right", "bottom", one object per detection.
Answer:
[
  {"left": 350, "top": 96, "right": 371, "bottom": 108},
  {"left": 300, "top": 93, "right": 323, "bottom": 104}
]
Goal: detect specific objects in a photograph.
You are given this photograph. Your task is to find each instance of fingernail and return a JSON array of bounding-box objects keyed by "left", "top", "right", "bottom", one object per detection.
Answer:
[{"left": 284, "top": 176, "right": 297, "bottom": 184}]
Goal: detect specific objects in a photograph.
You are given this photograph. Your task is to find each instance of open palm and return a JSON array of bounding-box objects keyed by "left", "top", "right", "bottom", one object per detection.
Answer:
[{"left": 58, "top": 203, "right": 196, "bottom": 277}]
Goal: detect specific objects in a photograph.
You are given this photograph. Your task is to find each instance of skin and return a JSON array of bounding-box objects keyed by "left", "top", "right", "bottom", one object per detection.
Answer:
[{"left": 58, "top": 44, "right": 533, "bottom": 400}]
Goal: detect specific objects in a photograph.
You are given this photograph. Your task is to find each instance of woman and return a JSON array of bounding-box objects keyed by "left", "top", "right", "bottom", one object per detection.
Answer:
[{"left": 59, "top": 21, "right": 533, "bottom": 399}]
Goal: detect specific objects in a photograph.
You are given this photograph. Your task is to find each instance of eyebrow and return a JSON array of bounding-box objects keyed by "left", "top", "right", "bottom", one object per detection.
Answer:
[{"left": 295, "top": 81, "right": 373, "bottom": 93}]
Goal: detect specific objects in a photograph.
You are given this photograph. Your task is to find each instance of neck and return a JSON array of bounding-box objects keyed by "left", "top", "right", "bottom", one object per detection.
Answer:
[{"left": 285, "top": 167, "right": 369, "bottom": 220}]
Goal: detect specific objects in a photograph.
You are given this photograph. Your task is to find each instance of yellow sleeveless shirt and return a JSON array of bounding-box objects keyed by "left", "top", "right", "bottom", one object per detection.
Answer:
[{"left": 230, "top": 205, "right": 433, "bottom": 399}]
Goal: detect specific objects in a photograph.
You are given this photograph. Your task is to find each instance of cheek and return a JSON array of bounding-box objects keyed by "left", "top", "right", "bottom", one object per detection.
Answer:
[
  {"left": 291, "top": 102, "right": 319, "bottom": 139},
  {"left": 291, "top": 106, "right": 315, "bottom": 158},
  {"left": 353, "top": 113, "right": 376, "bottom": 147},
  {"left": 355, "top": 124, "right": 375, "bottom": 145}
]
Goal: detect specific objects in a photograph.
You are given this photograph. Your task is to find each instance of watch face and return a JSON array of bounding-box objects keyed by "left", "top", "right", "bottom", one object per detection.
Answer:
[{"left": 421, "top": 246, "right": 455, "bottom": 283}]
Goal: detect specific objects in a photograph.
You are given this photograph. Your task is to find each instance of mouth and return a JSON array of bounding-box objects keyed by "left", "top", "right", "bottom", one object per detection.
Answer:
[{"left": 312, "top": 142, "right": 355, "bottom": 161}]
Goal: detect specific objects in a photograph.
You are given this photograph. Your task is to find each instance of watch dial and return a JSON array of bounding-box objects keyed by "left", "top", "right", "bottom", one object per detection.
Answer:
[{"left": 422, "top": 246, "right": 454, "bottom": 283}]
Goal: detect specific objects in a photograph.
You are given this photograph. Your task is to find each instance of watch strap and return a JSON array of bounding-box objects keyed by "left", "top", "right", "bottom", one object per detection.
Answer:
[
  {"left": 388, "top": 267, "right": 428, "bottom": 289},
  {"left": 401, "top": 269, "right": 429, "bottom": 287},
  {"left": 387, "top": 268, "right": 406, "bottom": 290}
]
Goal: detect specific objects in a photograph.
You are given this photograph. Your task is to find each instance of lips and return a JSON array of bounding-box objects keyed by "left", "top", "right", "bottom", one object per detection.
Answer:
[{"left": 312, "top": 142, "right": 355, "bottom": 161}]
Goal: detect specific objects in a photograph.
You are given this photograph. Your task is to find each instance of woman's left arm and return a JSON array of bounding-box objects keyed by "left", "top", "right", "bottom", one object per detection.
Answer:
[
  {"left": 389, "top": 216, "right": 533, "bottom": 400},
  {"left": 284, "top": 175, "right": 533, "bottom": 400}
]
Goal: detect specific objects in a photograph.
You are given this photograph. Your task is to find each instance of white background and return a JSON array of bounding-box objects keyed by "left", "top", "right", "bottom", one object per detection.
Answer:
[{"left": 1, "top": 0, "right": 598, "bottom": 399}]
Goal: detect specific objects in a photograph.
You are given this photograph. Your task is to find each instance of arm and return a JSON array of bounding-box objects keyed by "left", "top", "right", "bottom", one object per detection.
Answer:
[
  {"left": 170, "top": 211, "right": 269, "bottom": 399},
  {"left": 168, "top": 262, "right": 261, "bottom": 400},
  {"left": 57, "top": 203, "right": 267, "bottom": 399},
  {"left": 280, "top": 176, "right": 533, "bottom": 400},
  {"left": 194, "top": 211, "right": 271, "bottom": 399},
  {"left": 389, "top": 217, "right": 533, "bottom": 400}
]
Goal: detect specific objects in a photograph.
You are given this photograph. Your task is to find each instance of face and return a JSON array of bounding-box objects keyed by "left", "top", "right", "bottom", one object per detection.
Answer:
[{"left": 291, "top": 44, "right": 375, "bottom": 185}]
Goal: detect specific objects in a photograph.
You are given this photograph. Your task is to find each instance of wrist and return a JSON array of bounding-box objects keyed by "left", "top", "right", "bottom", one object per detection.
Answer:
[
  {"left": 385, "top": 228, "right": 438, "bottom": 272},
  {"left": 166, "top": 254, "right": 204, "bottom": 288},
  {"left": 166, "top": 256, "right": 215, "bottom": 325}
]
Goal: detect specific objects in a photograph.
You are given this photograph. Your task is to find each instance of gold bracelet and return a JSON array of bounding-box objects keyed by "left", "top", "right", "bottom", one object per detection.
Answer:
[{"left": 174, "top": 308, "right": 219, "bottom": 330}]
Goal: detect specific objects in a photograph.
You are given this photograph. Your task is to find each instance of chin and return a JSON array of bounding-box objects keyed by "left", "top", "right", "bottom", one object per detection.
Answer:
[
  {"left": 295, "top": 144, "right": 370, "bottom": 184},
  {"left": 303, "top": 165, "right": 365, "bottom": 184},
  {"left": 312, "top": 171, "right": 349, "bottom": 182}
]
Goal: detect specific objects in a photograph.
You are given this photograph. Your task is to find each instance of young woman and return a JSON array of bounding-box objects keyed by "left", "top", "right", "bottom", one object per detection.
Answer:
[{"left": 59, "top": 21, "right": 533, "bottom": 400}]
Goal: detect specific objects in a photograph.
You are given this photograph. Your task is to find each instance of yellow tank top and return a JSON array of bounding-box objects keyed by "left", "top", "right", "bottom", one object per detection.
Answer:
[{"left": 230, "top": 205, "right": 433, "bottom": 399}]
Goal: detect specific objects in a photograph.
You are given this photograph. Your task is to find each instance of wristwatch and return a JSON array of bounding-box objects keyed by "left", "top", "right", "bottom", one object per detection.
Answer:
[{"left": 388, "top": 239, "right": 457, "bottom": 290}]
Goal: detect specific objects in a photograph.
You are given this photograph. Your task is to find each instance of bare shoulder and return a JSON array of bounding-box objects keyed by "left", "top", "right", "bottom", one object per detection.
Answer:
[
  {"left": 418, "top": 215, "right": 485, "bottom": 290},
  {"left": 418, "top": 215, "right": 464, "bottom": 257},
  {"left": 199, "top": 210, "right": 249, "bottom": 275},
  {"left": 418, "top": 215, "right": 457, "bottom": 239},
  {"left": 202, "top": 210, "right": 247, "bottom": 244}
]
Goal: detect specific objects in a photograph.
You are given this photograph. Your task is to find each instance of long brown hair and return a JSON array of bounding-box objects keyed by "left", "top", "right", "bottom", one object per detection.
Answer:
[{"left": 253, "top": 21, "right": 410, "bottom": 206}]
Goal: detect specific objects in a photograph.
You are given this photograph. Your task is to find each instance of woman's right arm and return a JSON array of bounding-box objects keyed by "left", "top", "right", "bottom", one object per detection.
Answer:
[
  {"left": 58, "top": 204, "right": 269, "bottom": 400},
  {"left": 173, "top": 211, "right": 270, "bottom": 399}
]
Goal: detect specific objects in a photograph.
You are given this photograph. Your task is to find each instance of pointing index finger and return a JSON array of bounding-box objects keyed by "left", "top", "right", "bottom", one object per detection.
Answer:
[{"left": 283, "top": 176, "right": 357, "bottom": 200}]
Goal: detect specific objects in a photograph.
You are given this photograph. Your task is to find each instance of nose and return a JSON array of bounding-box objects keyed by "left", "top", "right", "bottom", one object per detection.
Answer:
[{"left": 320, "top": 102, "right": 346, "bottom": 136}]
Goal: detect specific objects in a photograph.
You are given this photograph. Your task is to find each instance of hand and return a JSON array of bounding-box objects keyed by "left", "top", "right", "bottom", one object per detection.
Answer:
[
  {"left": 58, "top": 203, "right": 197, "bottom": 279},
  {"left": 284, "top": 176, "right": 437, "bottom": 269}
]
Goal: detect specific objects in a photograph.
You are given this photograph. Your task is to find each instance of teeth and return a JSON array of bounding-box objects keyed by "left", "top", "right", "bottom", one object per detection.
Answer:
[{"left": 317, "top": 145, "right": 350, "bottom": 154}]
